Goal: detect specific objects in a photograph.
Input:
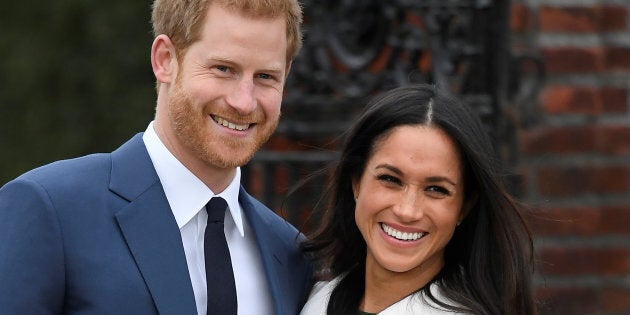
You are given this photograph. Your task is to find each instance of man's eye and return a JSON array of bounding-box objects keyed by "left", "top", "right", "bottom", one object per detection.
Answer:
[
  {"left": 257, "top": 73, "right": 272, "bottom": 80},
  {"left": 215, "top": 65, "right": 230, "bottom": 72}
]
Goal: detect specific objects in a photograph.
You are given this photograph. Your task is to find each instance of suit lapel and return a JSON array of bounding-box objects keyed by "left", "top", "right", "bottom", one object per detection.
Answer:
[
  {"left": 110, "top": 134, "right": 197, "bottom": 315},
  {"left": 239, "top": 189, "right": 290, "bottom": 315}
]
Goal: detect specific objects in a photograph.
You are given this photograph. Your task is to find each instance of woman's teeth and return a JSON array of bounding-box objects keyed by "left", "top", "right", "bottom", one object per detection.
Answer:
[{"left": 381, "top": 223, "right": 426, "bottom": 241}]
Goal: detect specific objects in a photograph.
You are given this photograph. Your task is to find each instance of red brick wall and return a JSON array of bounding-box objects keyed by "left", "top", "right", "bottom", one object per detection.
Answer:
[{"left": 512, "top": 2, "right": 630, "bottom": 314}]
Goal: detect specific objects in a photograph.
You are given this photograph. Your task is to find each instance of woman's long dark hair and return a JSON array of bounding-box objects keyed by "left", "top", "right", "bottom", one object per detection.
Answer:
[{"left": 301, "top": 84, "right": 537, "bottom": 314}]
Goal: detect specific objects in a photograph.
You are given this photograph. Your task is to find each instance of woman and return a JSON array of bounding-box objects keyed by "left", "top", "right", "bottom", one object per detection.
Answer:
[{"left": 300, "top": 84, "right": 537, "bottom": 314}]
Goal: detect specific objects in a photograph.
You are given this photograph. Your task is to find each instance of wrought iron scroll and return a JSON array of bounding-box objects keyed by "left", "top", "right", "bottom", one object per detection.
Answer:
[{"left": 242, "top": 0, "right": 541, "bottom": 229}]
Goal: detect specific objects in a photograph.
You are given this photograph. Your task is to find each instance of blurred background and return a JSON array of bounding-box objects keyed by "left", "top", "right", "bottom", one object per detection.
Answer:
[{"left": 1, "top": 1, "right": 629, "bottom": 314}]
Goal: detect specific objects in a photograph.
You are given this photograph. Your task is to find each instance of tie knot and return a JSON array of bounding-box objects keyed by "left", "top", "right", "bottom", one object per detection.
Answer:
[{"left": 206, "top": 197, "right": 228, "bottom": 223}]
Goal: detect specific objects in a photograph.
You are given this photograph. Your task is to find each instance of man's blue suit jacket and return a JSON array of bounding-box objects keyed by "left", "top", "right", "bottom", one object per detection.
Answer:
[{"left": 0, "top": 133, "right": 312, "bottom": 314}]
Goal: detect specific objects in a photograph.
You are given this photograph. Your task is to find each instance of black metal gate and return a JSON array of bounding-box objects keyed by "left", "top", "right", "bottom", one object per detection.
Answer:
[{"left": 242, "top": 0, "right": 542, "bottom": 231}]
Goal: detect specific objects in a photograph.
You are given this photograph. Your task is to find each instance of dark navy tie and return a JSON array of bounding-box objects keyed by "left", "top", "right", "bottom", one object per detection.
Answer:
[{"left": 204, "top": 197, "right": 237, "bottom": 315}]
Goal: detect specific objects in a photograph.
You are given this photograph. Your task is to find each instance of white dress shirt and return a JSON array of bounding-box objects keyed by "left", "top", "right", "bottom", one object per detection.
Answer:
[{"left": 143, "top": 122, "right": 273, "bottom": 315}]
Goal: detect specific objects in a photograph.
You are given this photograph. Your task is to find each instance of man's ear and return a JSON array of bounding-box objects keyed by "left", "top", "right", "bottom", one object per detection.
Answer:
[
  {"left": 284, "top": 60, "right": 292, "bottom": 79},
  {"left": 459, "top": 191, "right": 478, "bottom": 222},
  {"left": 151, "top": 34, "right": 177, "bottom": 84}
]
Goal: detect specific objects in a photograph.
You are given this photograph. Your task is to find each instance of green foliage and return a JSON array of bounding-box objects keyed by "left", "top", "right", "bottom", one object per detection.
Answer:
[{"left": 0, "top": 1, "right": 156, "bottom": 184}]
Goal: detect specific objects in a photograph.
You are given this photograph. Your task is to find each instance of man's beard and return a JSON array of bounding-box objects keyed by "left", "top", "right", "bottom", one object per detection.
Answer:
[{"left": 167, "top": 81, "right": 279, "bottom": 169}]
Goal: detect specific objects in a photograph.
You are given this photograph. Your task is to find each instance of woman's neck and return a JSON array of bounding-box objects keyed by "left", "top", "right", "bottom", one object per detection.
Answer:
[{"left": 360, "top": 257, "right": 441, "bottom": 313}]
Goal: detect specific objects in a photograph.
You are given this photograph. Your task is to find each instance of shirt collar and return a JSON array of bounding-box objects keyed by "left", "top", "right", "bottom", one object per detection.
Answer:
[{"left": 142, "top": 121, "right": 245, "bottom": 236}]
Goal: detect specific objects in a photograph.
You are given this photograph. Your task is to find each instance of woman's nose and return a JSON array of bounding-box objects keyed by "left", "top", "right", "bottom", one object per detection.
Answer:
[{"left": 391, "top": 190, "right": 424, "bottom": 222}]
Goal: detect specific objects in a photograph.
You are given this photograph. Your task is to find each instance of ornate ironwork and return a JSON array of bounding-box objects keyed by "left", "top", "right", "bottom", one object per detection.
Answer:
[{"left": 242, "top": 0, "right": 542, "bottom": 229}]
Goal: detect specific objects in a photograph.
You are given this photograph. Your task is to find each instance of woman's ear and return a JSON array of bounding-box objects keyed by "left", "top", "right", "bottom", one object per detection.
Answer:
[
  {"left": 351, "top": 177, "right": 360, "bottom": 201},
  {"left": 151, "top": 34, "right": 178, "bottom": 84},
  {"left": 459, "top": 191, "right": 478, "bottom": 222}
]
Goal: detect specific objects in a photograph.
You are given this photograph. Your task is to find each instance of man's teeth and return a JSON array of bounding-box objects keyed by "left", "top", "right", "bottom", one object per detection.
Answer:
[
  {"left": 214, "top": 116, "right": 249, "bottom": 131},
  {"left": 381, "top": 223, "right": 425, "bottom": 241}
]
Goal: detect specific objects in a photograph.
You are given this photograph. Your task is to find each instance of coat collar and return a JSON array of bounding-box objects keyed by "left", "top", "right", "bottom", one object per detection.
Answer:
[
  {"left": 110, "top": 133, "right": 197, "bottom": 314},
  {"left": 239, "top": 188, "right": 294, "bottom": 314},
  {"left": 238, "top": 188, "right": 313, "bottom": 314}
]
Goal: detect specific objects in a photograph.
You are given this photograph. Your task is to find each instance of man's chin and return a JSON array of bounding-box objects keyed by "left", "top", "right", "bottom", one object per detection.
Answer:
[
  {"left": 201, "top": 134, "right": 270, "bottom": 168},
  {"left": 205, "top": 151, "right": 256, "bottom": 169}
]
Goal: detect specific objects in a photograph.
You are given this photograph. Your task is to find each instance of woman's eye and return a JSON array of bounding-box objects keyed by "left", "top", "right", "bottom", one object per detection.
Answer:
[
  {"left": 377, "top": 174, "right": 401, "bottom": 185},
  {"left": 426, "top": 186, "right": 450, "bottom": 196}
]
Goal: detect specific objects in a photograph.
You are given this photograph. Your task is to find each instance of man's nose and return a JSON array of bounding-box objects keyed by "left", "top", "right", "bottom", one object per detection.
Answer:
[{"left": 225, "top": 78, "right": 256, "bottom": 115}]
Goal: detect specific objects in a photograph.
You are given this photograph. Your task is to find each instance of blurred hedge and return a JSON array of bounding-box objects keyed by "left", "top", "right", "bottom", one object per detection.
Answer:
[{"left": 0, "top": 1, "right": 156, "bottom": 184}]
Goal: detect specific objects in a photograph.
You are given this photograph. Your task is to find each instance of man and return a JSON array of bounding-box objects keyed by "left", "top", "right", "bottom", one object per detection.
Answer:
[{"left": 0, "top": 0, "right": 311, "bottom": 314}]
